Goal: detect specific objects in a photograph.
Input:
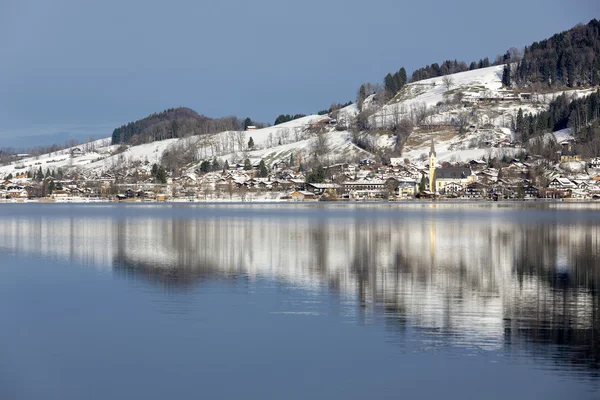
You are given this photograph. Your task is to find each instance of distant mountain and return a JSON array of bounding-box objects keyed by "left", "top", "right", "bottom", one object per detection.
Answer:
[{"left": 111, "top": 107, "right": 244, "bottom": 145}]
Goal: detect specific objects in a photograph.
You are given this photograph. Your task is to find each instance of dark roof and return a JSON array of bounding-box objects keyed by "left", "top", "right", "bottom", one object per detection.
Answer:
[{"left": 435, "top": 167, "right": 471, "bottom": 179}]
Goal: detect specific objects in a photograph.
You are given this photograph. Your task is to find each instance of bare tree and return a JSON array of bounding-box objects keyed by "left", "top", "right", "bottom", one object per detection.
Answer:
[{"left": 442, "top": 76, "right": 455, "bottom": 91}]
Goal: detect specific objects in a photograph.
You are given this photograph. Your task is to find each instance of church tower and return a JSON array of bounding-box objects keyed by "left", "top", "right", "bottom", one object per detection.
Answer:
[{"left": 429, "top": 139, "right": 436, "bottom": 193}]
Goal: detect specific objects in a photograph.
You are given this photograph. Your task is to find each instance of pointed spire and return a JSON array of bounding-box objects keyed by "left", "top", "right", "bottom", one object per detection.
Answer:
[{"left": 429, "top": 139, "right": 436, "bottom": 157}]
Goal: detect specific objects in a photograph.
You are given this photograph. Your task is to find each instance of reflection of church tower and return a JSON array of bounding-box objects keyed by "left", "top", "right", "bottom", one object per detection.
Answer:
[{"left": 429, "top": 139, "right": 436, "bottom": 193}]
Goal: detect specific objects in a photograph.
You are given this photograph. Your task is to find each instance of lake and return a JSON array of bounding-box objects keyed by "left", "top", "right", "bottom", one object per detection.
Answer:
[{"left": 0, "top": 203, "right": 599, "bottom": 399}]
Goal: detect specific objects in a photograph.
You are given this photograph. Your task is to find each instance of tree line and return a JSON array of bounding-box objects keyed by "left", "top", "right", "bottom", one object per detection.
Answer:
[
  {"left": 514, "top": 89, "right": 600, "bottom": 145},
  {"left": 505, "top": 19, "right": 600, "bottom": 88},
  {"left": 274, "top": 114, "right": 306, "bottom": 125},
  {"left": 112, "top": 107, "right": 266, "bottom": 145}
]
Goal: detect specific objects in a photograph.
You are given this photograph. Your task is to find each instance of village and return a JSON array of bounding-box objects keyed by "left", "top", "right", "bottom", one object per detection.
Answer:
[{"left": 2, "top": 135, "right": 600, "bottom": 203}]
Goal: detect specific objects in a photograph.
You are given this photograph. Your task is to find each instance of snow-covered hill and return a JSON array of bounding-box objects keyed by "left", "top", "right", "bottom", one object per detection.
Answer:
[{"left": 1, "top": 66, "right": 597, "bottom": 178}]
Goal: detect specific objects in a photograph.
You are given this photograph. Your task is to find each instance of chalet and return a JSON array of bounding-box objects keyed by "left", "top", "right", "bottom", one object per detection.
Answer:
[
  {"left": 523, "top": 185, "right": 539, "bottom": 199},
  {"left": 468, "top": 160, "right": 487, "bottom": 171},
  {"left": 6, "top": 185, "right": 27, "bottom": 198},
  {"left": 291, "top": 191, "right": 315, "bottom": 201},
  {"left": 463, "top": 182, "right": 487, "bottom": 199},
  {"left": 246, "top": 126, "right": 257, "bottom": 131},
  {"left": 589, "top": 158, "right": 600, "bottom": 169},
  {"left": 443, "top": 182, "right": 463, "bottom": 194},
  {"left": 289, "top": 179, "right": 306, "bottom": 191},
  {"left": 549, "top": 177, "right": 576, "bottom": 190},
  {"left": 306, "top": 183, "right": 341, "bottom": 195}
]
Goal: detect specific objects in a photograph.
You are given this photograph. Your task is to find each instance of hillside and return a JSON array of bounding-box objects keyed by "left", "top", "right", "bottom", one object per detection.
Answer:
[
  {"left": 111, "top": 107, "right": 244, "bottom": 145},
  {"left": 2, "top": 20, "right": 600, "bottom": 180},
  {"left": 1, "top": 66, "right": 597, "bottom": 180}
]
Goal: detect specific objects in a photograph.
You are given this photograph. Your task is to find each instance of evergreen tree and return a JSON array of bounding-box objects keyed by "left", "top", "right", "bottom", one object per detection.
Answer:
[
  {"left": 243, "top": 158, "right": 252, "bottom": 170},
  {"left": 502, "top": 64, "right": 511, "bottom": 87},
  {"left": 398, "top": 67, "right": 407, "bottom": 87},
  {"left": 248, "top": 137, "right": 254, "bottom": 149},
  {"left": 48, "top": 180, "right": 55, "bottom": 194},
  {"left": 244, "top": 117, "right": 252, "bottom": 130},
  {"left": 516, "top": 108, "right": 525, "bottom": 138},
  {"left": 289, "top": 152, "right": 295, "bottom": 167},
  {"left": 306, "top": 166, "right": 325, "bottom": 183},
  {"left": 212, "top": 158, "right": 220, "bottom": 171},
  {"left": 155, "top": 167, "right": 167, "bottom": 184},
  {"left": 258, "top": 160, "right": 268, "bottom": 177},
  {"left": 7, "top": 173, "right": 13, "bottom": 180},
  {"left": 199, "top": 160, "right": 211, "bottom": 173},
  {"left": 151, "top": 163, "right": 159, "bottom": 176},
  {"left": 419, "top": 174, "right": 426, "bottom": 193},
  {"left": 224, "top": 160, "right": 230, "bottom": 171}
]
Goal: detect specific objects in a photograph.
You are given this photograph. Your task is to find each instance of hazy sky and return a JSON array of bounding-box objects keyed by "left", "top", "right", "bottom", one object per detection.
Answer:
[{"left": 0, "top": 0, "right": 598, "bottom": 146}]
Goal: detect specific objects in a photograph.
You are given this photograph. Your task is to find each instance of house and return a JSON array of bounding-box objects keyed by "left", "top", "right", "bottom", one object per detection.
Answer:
[
  {"left": 443, "top": 182, "right": 463, "bottom": 195},
  {"left": 291, "top": 191, "right": 315, "bottom": 201},
  {"left": 589, "top": 158, "right": 600, "bottom": 169},
  {"left": 549, "top": 177, "right": 576, "bottom": 190},
  {"left": 342, "top": 179, "right": 387, "bottom": 197},
  {"left": 396, "top": 179, "right": 418, "bottom": 198},
  {"left": 463, "top": 182, "right": 487, "bottom": 199},
  {"left": 306, "top": 183, "right": 341, "bottom": 195},
  {"left": 246, "top": 126, "right": 257, "bottom": 131},
  {"left": 523, "top": 185, "right": 540, "bottom": 199}
]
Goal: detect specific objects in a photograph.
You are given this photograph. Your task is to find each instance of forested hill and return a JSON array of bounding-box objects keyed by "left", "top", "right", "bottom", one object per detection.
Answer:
[
  {"left": 111, "top": 107, "right": 244, "bottom": 145},
  {"left": 506, "top": 19, "right": 600, "bottom": 88}
]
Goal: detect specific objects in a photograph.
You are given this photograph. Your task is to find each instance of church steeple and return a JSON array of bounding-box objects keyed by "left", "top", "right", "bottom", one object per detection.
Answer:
[
  {"left": 429, "top": 139, "right": 436, "bottom": 193},
  {"left": 429, "top": 138, "right": 436, "bottom": 157}
]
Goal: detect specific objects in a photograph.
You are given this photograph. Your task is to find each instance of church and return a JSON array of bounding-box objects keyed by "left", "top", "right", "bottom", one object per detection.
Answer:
[{"left": 428, "top": 140, "right": 475, "bottom": 194}]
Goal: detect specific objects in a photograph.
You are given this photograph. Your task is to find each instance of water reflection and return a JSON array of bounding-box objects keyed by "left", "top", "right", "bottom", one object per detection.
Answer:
[{"left": 0, "top": 204, "right": 598, "bottom": 376}]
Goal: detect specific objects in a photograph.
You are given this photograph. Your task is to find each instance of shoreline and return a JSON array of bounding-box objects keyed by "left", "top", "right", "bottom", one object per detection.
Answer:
[{"left": 0, "top": 197, "right": 597, "bottom": 205}]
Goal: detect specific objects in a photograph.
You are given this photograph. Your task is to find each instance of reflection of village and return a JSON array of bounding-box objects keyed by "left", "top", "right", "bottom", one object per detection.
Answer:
[{"left": 0, "top": 207, "right": 598, "bottom": 372}]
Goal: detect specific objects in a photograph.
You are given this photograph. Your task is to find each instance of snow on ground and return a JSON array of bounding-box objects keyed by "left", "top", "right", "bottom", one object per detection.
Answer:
[{"left": 0, "top": 114, "right": 369, "bottom": 177}]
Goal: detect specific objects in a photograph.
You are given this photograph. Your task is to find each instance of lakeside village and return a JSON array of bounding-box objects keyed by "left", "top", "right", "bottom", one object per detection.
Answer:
[{"left": 2, "top": 138, "right": 600, "bottom": 203}]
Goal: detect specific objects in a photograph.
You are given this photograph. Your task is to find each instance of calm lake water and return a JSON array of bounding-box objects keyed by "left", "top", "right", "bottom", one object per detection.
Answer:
[{"left": 1, "top": 203, "right": 599, "bottom": 399}]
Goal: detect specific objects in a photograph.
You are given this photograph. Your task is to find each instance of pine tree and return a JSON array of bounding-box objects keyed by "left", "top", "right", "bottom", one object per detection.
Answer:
[
  {"left": 289, "top": 152, "right": 295, "bottom": 167},
  {"left": 156, "top": 167, "right": 167, "bottom": 184},
  {"left": 258, "top": 160, "right": 268, "bottom": 177},
  {"left": 419, "top": 174, "right": 426, "bottom": 193},
  {"left": 243, "top": 158, "right": 252, "bottom": 170},
  {"left": 224, "top": 160, "right": 230, "bottom": 171},
  {"left": 212, "top": 158, "right": 220, "bottom": 172},
  {"left": 502, "top": 64, "right": 511, "bottom": 87},
  {"left": 244, "top": 117, "right": 252, "bottom": 130},
  {"left": 248, "top": 137, "right": 254, "bottom": 149},
  {"left": 399, "top": 67, "right": 407, "bottom": 87}
]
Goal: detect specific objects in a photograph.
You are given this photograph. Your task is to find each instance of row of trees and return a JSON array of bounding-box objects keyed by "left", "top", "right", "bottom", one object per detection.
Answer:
[
  {"left": 514, "top": 90, "right": 600, "bottom": 145},
  {"left": 274, "top": 114, "right": 306, "bottom": 125},
  {"left": 4, "top": 167, "right": 66, "bottom": 182},
  {"left": 112, "top": 107, "right": 265, "bottom": 145},
  {"left": 410, "top": 58, "right": 490, "bottom": 82},
  {"left": 505, "top": 19, "right": 600, "bottom": 88},
  {"left": 384, "top": 68, "right": 408, "bottom": 98}
]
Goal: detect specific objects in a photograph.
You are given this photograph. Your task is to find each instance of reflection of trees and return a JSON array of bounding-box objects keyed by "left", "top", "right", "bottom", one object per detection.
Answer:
[
  {"left": 1, "top": 211, "right": 600, "bottom": 373},
  {"left": 508, "top": 223, "right": 600, "bottom": 371}
]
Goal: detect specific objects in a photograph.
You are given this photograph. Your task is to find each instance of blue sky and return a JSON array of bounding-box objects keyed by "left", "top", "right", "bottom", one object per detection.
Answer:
[{"left": 0, "top": 0, "right": 598, "bottom": 147}]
